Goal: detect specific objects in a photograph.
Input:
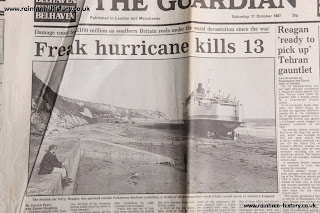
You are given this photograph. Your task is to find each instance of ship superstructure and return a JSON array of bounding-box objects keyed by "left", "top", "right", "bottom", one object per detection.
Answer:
[{"left": 183, "top": 82, "right": 244, "bottom": 137}]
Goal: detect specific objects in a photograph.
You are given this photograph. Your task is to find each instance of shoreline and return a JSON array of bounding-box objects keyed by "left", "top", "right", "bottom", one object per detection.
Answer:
[
  {"left": 74, "top": 123, "right": 277, "bottom": 194},
  {"left": 29, "top": 122, "right": 277, "bottom": 195}
]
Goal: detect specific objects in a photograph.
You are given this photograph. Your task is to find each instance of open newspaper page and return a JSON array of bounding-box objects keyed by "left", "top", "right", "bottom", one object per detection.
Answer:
[{"left": 0, "top": 0, "right": 320, "bottom": 212}]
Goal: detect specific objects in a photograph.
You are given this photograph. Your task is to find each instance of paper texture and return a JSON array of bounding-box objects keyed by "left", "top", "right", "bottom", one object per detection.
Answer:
[{"left": 0, "top": 0, "right": 320, "bottom": 212}]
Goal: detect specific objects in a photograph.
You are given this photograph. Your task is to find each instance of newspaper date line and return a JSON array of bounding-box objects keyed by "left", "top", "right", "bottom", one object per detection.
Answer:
[
  {"left": 95, "top": 0, "right": 296, "bottom": 11},
  {"left": 34, "top": 38, "right": 265, "bottom": 57}
]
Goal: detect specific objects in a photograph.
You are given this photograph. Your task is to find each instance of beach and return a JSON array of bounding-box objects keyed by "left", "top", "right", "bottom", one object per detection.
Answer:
[{"left": 68, "top": 122, "right": 277, "bottom": 194}]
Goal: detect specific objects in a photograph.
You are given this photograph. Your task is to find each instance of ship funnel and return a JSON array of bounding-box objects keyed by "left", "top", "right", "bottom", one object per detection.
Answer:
[{"left": 197, "top": 83, "right": 205, "bottom": 95}]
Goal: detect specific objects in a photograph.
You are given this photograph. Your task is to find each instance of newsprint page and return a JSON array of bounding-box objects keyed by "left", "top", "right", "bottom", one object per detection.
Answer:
[{"left": 1, "top": 0, "right": 320, "bottom": 212}]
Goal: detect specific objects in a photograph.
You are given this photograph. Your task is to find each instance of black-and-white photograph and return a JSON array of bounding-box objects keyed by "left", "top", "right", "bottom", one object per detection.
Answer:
[{"left": 27, "top": 58, "right": 277, "bottom": 196}]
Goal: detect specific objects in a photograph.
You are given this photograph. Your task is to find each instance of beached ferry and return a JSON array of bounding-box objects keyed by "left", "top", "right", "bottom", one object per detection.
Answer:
[{"left": 183, "top": 83, "right": 244, "bottom": 138}]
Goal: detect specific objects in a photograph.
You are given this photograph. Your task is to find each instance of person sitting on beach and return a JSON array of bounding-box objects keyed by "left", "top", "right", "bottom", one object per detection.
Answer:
[{"left": 38, "top": 145, "right": 73, "bottom": 186}]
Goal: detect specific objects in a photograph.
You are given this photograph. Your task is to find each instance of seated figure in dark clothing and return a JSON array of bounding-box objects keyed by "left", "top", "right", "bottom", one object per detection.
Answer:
[{"left": 39, "top": 145, "right": 73, "bottom": 186}]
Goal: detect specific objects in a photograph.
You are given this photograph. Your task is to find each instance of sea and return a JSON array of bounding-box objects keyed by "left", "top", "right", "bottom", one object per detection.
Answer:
[{"left": 235, "top": 118, "right": 276, "bottom": 140}]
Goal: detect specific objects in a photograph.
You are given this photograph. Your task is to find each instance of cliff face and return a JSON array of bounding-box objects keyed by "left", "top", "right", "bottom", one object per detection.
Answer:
[
  {"left": 31, "top": 72, "right": 167, "bottom": 136},
  {"left": 45, "top": 96, "right": 167, "bottom": 134},
  {"left": 30, "top": 72, "right": 57, "bottom": 136}
]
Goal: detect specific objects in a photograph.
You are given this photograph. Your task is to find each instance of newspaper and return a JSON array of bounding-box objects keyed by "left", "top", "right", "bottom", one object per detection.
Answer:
[{"left": 0, "top": 0, "right": 320, "bottom": 212}]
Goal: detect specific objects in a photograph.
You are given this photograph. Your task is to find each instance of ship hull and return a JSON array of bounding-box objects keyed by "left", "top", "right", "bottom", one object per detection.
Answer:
[{"left": 183, "top": 118, "right": 242, "bottom": 136}]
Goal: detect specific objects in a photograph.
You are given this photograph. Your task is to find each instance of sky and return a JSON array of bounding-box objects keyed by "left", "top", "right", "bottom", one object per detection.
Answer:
[{"left": 34, "top": 58, "right": 275, "bottom": 120}]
